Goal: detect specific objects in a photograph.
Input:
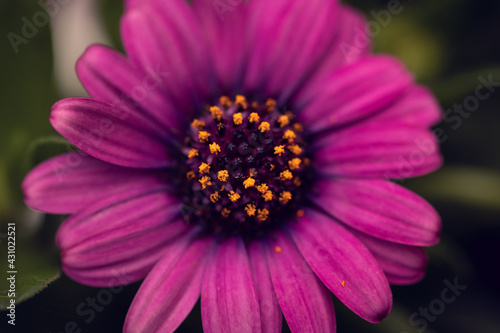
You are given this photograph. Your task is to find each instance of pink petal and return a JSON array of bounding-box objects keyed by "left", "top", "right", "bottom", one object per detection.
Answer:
[
  {"left": 265, "top": 230, "right": 336, "bottom": 332},
  {"left": 352, "top": 230, "right": 429, "bottom": 285},
  {"left": 76, "top": 44, "right": 186, "bottom": 139},
  {"left": 248, "top": 241, "right": 282, "bottom": 333},
  {"left": 201, "top": 237, "right": 262, "bottom": 333},
  {"left": 243, "top": 0, "right": 341, "bottom": 101},
  {"left": 313, "top": 123, "right": 443, "bottom": 179},
  {"left": 120, "top": 0, "right": 212, "bottom": 112},
  {"left": 365, "top": 85, "right": 442, "bottom": 127},
  {"left": 50, "top": 98, "right": 172, "bottom": 169},
  {"left": 57, "top": 187, "right": 191, "bottom": 286},
  {"left": 296, "top": 56, "right": 413, "bottom": 134},
  {"left": 310, "top": 179, "right": 441, "bottom": 246},
  {"left": 22, "top": 152, "right": 166, "bottom": 214},
  {"left": 124, "top": 236, "right": 213, "bottom": 333},
  {"left": 191, "top": 0, "right": 250, "bottom": 93},
  {"left": 292, "top": 6, "right": 371, "bottom": 106},
  {"left": 288, "top": 209, "right": 392, "bottom": 323}
]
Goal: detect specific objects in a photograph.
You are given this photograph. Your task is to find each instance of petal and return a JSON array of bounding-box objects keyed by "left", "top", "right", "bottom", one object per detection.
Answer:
[
  {"left": 124, "top": 235, "right": 212, "bottom": 333},
  {"left": 57, "top": 188, "right": 190, "bottom": 286},
  {"left": 76, "top": 44, "right": 186, "bottom": 138},
  {"left": 202, "top": 237, "right": 261, "bottom": 333},
  {"left": 291, "top": 6, "right": 371, "bottom": 106},
  {"left": 22, "top": 152, "right": 167, "bottom": 214},
  {"left": 121, "top": 0, "right": 212, "bottom": 111},
  {"left": 248, "top": 241, "right": 282, "bottom": 333},
  {"left": 351, "top": 230, "right": 429, "bottom": 285},
  {"left": 288, "top": 209, "right": 392, "bottom": 323},
  {"left": 310, "top": 179, "right": 441, "bottom": 246},
  {"left": 313, "top": 123, "right": 443, "bottom": 179},
  {"left": 50, "top": 98, "right": 172, "bottom": 169},
  {"left": 190, "top": 0, "right": 249, "bottom": 93},
  {"left": 265, "top": 230, "right": 336, "bottom": 332},
  {"left": 296, "top": 56, "right": 414, "bottom": 134},
  {"left": 365, "top": 85, "right": 442, "bottom": 127},
  {"left": 243, "top": 0, "right": 341, "bottom": 101}
]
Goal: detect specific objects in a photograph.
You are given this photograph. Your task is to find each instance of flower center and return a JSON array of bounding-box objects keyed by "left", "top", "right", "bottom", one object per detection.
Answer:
[{"left": 181, "top": 95, "right": 310, "bottom": 238}]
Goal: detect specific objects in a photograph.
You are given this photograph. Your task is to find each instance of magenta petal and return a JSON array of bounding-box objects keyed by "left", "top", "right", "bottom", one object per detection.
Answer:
[
  {"left": 76, "top": 44, "right": 186, "bottom": 138},
  {"left": 292, "top": 6, "right": 371, "bottom": 106},
  {"left": 201, "top": 237, "right": 262, "bottom": 333},
  {"left": 310, "top": 179, "right": 441, "bottom": 246},
  {"left": 50, "top": 98, "right": 172, "bottom": 169},
  {"left": 288, "top": 210, "right": 392, "bottom": 324},
  {"left": 57, "top": 188, "right": 190, "bottom": 286},
  {"left": 352, "top": 230, "right": 429, "bottom": 285},
  {"left": 121, "top": 0, "right": 211, "bottom": 111},
  {"left": 243, "top": 0, "right": 341, "bottom": 100},
  {"left": 265, "top": 230, "right": 336, "bottom": 332},
  {"left": 22, "top": 152, "right": 166, "bottom": 214},
  {"left": 313, "top": 123, "right": 443, "bottom": 179},
  {"left": 296, "top": 56, "right": 413, "bottom": 134},
  {"left": 124, "top": 236, "right": 212, "bottom": 333},
  {"left": 365, "top": 85, "right": 442, "bottom": 127},
  {"left": 248, "top": 241, "right": 282, "bottom": 333}
]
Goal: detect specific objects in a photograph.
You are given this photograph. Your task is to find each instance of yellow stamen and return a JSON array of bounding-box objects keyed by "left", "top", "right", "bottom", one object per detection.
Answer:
[
  {"left": 235, "top": 95, "right": 248, "bottom": 109},
  {"left": 274, "top": 145, "right": 285, "bottom": 156},
  {"left": 245, "top": 204, "right": 256, "bottom": 217},
  {"left": 199, "top": 176, "right": 211, "bottom": 189},
  {"left": 221, "top": 208, "right": 231, "bottom": 218},
  {"left": 248, "top": 112, "right": 260, "bottom": 123},
  {"left": 217, "top": 123, "right": 225, "bottom": 131},
  {"left": 210, "top": 192, "right": 220, "bottom": 203},
  {"left": 288, "top": 158, "right": 301, "bottom": 170},
  {"left": 288, "top": 144, "right": 302, "bottom": 155},
  {"left": 243, "top": 177, "right": 255, "bottom": 189},
  {"left": 220, "top": 96, "right": 232, "bottom": 108},
  {"left": 198, "top": 131, "right": 211, "bottom": 143},
  {"left": 293, "top": 177, "right": 302, "bottom": 187},
  {"left": 277, "top": 115, "right": 289, "bottom": 127},
  {"left": 296, "top": 209, "right": 305, "bottom": 217},
  {"left": 188, "top": 148, "right": 199, "bottom": 159},
  {"left": 303, "top": 157, "right": 310, "bottom": 167},
  {"left": 233, "top": 112, "right": 243, "bottom": 125},
  {"left": 258, "top": 121, "right": 271, "bottom": 133},
  {"left": 293, "top": 123, "right": 304, "bottom": 133},
  {"left": 218, "top": 170, "right": 229, "bottom": 182},
  {"left": 262, "top": 190, "right": 274, "bottom": 202},
  {"left": 199, "top": 162, "right": 210, "bottom": 174},
  {"left": 341, "top": 280, "right": 346, "bottom": 287},
  {"left": 280, "top": 170, "right": 293, "bottom": 181},
  {"left": 209, "top": 106, "right": 223, "bottom": 121},
  {"left": 283, "top": 130, "right": 296, "bottom": 143},
  {"left": 228, "top": 191, "right": 240, "bottom": 202},
  {"left": 191, "top": 119, "right": 205, "bottom": 129},
  {"left": 265, "top": 98, "right": 276, "bottom": 112},
  {"left": 274, "top": 246, "right": 282, "bottom": 253},
  {"left": 269, "top": 164, "right": 275, "bottom": 171},
  {"left": 209, "top": 142, "right": 221, "bottom": 155},
  {"left": 257, "top": 208, "right": 269, "bottom": 222},
  {"left": 256, "top": 183, "right": 269, "bottom": 193},
  {"left": 279, "top": 191, "right": 292, "bottom": 204},
  {"left": 186, "top": 170, "right": 196, "bottom": 181},
  {"left": 251, "top": 101, "right": 259, "bottom": 109}
]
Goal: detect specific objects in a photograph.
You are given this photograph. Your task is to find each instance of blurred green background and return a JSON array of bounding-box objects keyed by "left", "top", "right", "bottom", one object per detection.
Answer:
[{"left": 1, "top": 0, "right": 500, "bottom": 332}]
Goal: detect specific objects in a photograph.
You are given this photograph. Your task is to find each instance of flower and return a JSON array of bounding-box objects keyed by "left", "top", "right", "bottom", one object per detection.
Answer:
[{"left": 22, "top": 0, "right": 443, "bottom": 331}]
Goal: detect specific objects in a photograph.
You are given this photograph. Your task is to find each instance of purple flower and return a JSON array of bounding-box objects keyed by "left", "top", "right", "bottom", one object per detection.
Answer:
[{"left": 22, "top": 0, "right": 443, "bottom": 331}]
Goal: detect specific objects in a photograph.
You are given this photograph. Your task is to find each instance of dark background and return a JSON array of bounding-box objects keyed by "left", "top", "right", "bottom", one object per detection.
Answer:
[{"left": 1, "top": 0, "right": 500, "bottom": 332}]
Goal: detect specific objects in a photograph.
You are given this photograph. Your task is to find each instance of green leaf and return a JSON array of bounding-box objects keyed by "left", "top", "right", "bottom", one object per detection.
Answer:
[{"left": 0, "top": 231, "right": 60, "bottom": 310}]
